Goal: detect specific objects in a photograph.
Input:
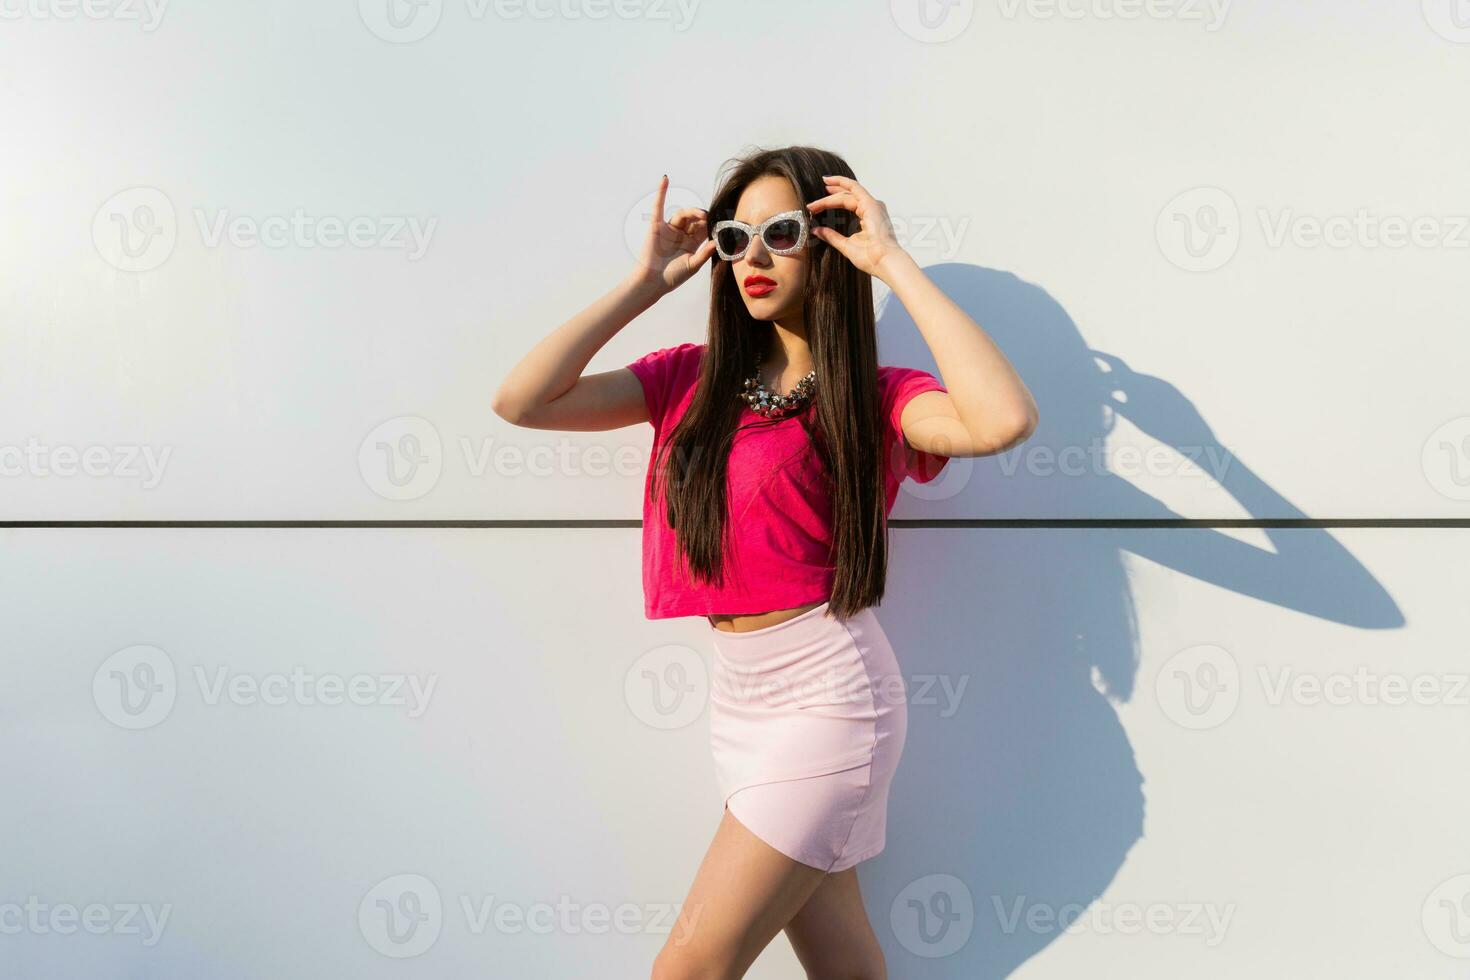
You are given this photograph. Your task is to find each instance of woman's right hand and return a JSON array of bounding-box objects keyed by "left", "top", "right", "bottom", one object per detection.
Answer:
[{"left": 631, "top": 174, "right": 717, "bottom": 297}]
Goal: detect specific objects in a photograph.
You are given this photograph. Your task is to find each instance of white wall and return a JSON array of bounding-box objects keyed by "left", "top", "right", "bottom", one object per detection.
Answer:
[{"left": 2, "top": 1, "right": 1467, "bottom": 977}]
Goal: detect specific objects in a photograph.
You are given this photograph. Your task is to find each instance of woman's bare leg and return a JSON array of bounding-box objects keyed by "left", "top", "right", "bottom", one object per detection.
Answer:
[
  {"left": 652, "top": 808, "right": 827, "bottom": 980},
  {"left": 783, "top": 867, "right": 888, "bottom": 979}
]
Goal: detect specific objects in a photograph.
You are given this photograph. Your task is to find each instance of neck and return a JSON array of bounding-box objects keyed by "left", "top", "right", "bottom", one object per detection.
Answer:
[{"left": 763, "top": 315, "right": 814, "bottom": 381}]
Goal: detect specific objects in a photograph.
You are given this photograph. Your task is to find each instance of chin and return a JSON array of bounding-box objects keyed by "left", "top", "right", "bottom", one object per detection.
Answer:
[{"left": 744, "top": 301, "right": 795, "bottom": 321}]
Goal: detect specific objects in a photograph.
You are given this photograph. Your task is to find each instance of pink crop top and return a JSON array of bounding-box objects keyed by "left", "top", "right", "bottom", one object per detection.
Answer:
[{"left": 626, "top": 341, "right": 950, "bottom": 620}]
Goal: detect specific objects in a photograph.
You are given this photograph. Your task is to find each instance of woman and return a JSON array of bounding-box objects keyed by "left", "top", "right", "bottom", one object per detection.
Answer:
[{"left": 493, "top": 145, "right": 1038, "bottom": 979}]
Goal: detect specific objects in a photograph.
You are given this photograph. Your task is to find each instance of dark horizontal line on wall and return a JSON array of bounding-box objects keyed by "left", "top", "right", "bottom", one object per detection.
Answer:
[{"left": 1, "top": 519, "right": 1467, "bottom": 529}]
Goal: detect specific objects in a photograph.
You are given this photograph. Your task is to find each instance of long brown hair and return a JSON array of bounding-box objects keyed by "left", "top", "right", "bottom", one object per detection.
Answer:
[{"left": 649, "top": 145, "right": 899, "bottom": 620}]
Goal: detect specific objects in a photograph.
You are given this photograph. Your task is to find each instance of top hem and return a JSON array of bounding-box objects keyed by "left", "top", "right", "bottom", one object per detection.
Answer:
[{"left": 645, "top": 591, "right": 833, "bottom": 620}]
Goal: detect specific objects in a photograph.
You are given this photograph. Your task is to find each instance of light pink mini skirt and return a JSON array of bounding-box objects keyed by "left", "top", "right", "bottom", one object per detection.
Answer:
[{"left": 706, "top": 600, "right": 908, "bottom": 873}]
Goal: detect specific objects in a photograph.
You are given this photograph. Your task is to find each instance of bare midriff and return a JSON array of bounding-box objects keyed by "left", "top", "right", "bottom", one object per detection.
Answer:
[{"left": 706, "top": 599, "right": 825, "bottom": 634}]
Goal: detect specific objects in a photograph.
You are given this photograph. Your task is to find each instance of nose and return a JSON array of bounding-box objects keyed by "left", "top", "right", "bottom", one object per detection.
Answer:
[{"left": 743, "top": 233, "right": 773, "bottom": 268}]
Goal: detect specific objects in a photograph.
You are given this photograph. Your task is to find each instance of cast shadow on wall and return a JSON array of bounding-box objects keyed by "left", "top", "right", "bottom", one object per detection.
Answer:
[{"left": 871, "top": 263, "right": 1404, "bottom": 979}]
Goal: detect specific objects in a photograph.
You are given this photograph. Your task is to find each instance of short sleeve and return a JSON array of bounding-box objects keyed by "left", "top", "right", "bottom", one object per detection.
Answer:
[
  {"left": 625, "top": 341, "right": 703, "bottom": 432},
  {"left": 881, "top": 366, "right": 950, "bottom": 484}
]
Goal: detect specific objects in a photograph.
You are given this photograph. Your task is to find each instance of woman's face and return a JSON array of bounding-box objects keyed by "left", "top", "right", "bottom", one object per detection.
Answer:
[{"left": 725, "top": 174, "right": 808, "bottom": 323}]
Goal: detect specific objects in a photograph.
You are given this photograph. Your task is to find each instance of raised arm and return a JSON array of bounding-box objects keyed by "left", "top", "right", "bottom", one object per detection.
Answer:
[
  {"left": 808, "top": 174, "right": 1040, "bottom": 458},
  {"left": 491, "top": 175, "right": 716, "bottom": 432}
]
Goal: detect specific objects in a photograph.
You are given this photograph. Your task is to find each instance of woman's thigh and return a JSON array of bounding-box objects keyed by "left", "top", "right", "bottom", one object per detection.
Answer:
[
  {"left": 655, "top": 808, "right": 827, "bottom": 978},
  {"left": 783, "top": 868, "right": 887, "bottom": 979}
]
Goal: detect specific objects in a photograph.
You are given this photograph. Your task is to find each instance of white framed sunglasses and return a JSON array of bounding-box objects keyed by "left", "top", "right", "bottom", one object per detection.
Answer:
[{"left": 711, "top": 209, "right": 811, "bottom": 261}]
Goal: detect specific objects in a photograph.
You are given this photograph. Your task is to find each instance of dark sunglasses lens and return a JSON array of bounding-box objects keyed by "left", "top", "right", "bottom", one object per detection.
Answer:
[
  {"left": 764, "top": 219, "right": 801, "bottom": 251},
  {"left": 716, "top": 227, "right": 750, "bottom": 256}
]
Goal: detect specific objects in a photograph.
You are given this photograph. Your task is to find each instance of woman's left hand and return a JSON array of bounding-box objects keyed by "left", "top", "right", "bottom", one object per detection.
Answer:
[{"left": 806, "top": 175, "right": 911, "bottom": 280}]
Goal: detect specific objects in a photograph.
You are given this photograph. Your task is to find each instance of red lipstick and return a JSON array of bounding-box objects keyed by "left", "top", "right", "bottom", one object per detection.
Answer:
[{"left": 744, "top": 275, "right": 776, "bottom": 297}]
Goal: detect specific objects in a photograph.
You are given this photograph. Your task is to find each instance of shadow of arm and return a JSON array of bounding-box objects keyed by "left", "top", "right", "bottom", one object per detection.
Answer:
[{"left": 1102, "top": 473, "right": 1404, "bottom": 630}]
